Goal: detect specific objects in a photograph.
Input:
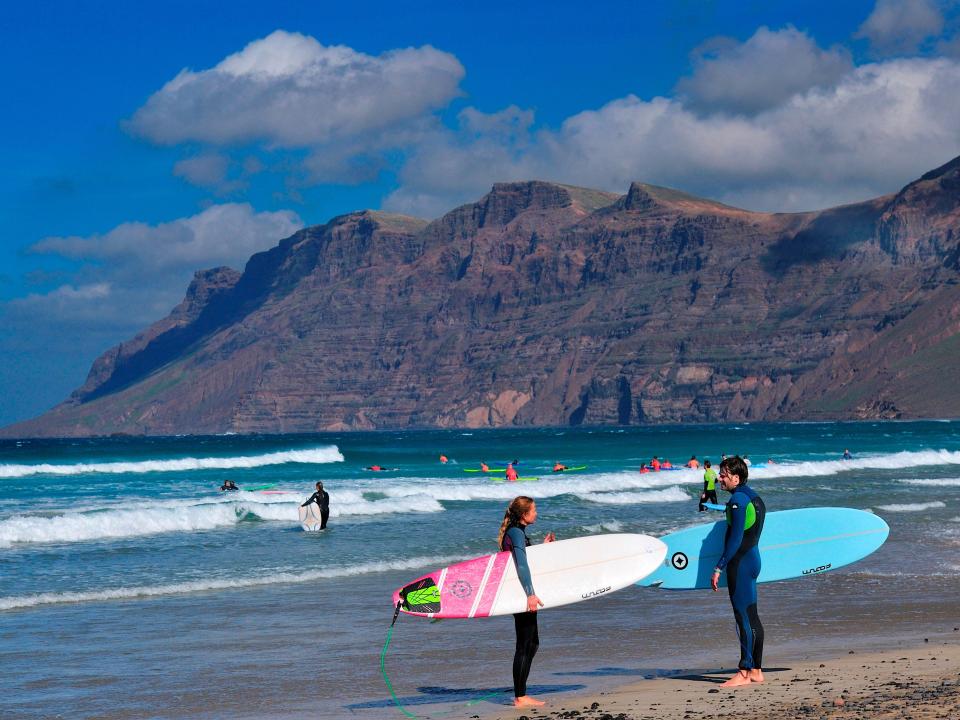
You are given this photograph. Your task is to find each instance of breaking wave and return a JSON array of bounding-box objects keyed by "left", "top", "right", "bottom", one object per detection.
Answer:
[
  {"left": 875, "top": 501, "right": 946, "bottom": 512},
  {"left": 0, "top": 555, "right": 465, "bottom": 611},
  {"left": 0, "top": 446, "right": 344, "bottom": 479}
]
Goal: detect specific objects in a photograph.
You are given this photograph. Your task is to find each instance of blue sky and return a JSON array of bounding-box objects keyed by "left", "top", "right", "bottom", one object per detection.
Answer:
[{"left": 2, "top": 0, "right": 959, "bottom": 426}]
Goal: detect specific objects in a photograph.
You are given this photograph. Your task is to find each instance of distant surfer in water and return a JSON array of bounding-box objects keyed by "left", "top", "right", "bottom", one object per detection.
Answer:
[
  {"left": 301, "top": 481, "right": 330, "bottom": 530},
  {"left": 712, "top": 456, "right": 766, "bottom": 687},
  {"left": 552, "top": 462, "right": 567, "bottom": 472},
  {"left": 505, "top": 463, "right": 518, "bottom": 482},
  {"left": 698, "top": 459, "right": 718, "bottom": 511},
  {"left": 842, "top": 448, "right": 852, "bottom": 460},
  {"left": 480, "top": 461, "right": 490, "bottom": 472},
  {"left": 219, "top": 479, "right": 238, "bottom": 492},
  {"left": 498, "top": 496, "right": 555, "bottom": 708},
  {"left": 439, "top": 454, "right": 448, "bottom": 464}
]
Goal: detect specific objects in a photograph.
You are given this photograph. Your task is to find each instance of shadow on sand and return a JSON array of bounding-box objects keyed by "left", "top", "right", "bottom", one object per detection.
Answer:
[{"left": 345, "top": 682, "right": 586, "bottom": 711}]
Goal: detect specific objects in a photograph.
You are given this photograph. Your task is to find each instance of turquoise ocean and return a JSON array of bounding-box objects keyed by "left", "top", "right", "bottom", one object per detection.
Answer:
[{"left": 3, "top": 421, "right": 960, "bottom": 719}]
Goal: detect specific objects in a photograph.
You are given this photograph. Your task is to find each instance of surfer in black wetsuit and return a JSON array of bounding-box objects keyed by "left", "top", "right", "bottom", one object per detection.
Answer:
[
  {"left": 301, "top": 481, "right": 330, "bottom": 529},
  {"left": 219, "top": 479, "right": 238, "bottom": 491},
  {"left": 498, "top": 496, "right": 555, "bottom": 709},
  {"left": 711, "top": 455, "right": 766, "bottom": 687}
]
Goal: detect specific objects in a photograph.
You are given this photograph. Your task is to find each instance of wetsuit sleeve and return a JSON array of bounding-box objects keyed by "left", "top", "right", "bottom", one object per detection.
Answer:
[
  {"left": 301, "top": 492, "right": 318, "bottom": 508},
  {"left": 717, "top": 491, "right": 747, "bottom": 571},
  {"left": 505, "top": 527, "right": 536, "bottom": 596}
]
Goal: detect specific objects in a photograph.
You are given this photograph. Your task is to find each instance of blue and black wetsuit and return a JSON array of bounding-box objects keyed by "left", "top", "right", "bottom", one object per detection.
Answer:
[
  {"left": 716, "top": 485, "right": 766, "bottom": 670},
  {"left": 502, "top": 523, "right": 538, "bottom": 698}
]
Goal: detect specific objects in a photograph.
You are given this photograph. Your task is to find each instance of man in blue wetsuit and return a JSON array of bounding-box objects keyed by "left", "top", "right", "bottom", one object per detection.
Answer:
[{"left": 711, "top": 455, "right": 766, "bottom": 687}]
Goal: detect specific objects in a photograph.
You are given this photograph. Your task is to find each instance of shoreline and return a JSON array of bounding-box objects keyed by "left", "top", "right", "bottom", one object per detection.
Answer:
[{"left": 476, "top": 631, "right": 960, "bottom": 720}]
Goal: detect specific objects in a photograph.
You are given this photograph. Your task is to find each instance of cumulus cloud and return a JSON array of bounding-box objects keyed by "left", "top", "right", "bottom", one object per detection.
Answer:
[
  {"left": 856, "top": 0, "right": 945, "bottom": 55},
  {"left": 384, "top": 57, "right": 960, "bottom": 216},
  {"left": 127, "top": 30, "right": 465, "bottom": 148},
  {"left": 676, "top": 26, "right": 853, "bottom": 115},
  {"left": 173, "top": 154, "right": 230, "bottom": 187},
  {"left": 19, "top": 203, "right": 304, "bottom": 329}
]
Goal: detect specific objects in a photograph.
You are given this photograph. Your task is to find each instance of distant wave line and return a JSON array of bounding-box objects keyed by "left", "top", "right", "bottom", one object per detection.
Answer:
[
  {"left": 0, "top": 446, "right": 344, "bottom": 478},
  {"left": 0, "top": 555, "right": 465, "bottom": 611}
]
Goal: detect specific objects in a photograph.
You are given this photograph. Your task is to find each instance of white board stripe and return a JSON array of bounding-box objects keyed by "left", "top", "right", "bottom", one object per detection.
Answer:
[
  {"left": 427, "top": 568, "right": 449, "bottom": 619},
  {"left": 468, "top": 554, "right": 497, "bottom": 618}
]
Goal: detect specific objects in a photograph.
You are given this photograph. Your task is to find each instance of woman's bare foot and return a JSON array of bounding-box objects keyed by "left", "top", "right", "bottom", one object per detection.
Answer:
[
  {"left": 719, "top": 669, "right": 753, "bottom": 688},
  {"left": 514, "top": 695, "right": 546, "bottom": 707},
  {"left": 749, "top": 668, "right": 764, "bottom": 683}
]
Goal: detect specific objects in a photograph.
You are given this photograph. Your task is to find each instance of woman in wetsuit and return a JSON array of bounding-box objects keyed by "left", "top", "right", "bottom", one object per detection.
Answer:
[
  {"left": 497, "top": 496, "right": 555, "bottom": 708},
  {"left": 711, "top": 455, "right": 766, "bottom": 687}
]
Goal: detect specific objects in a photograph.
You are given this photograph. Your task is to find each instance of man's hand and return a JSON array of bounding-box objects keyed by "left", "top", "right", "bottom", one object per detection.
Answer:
[
  {"left": 543, "top": 532, "right": 556, "bottom": 543},
  {"left": 527, "top": 594, "right": 544, "bottom": 612},
  {"left": 711, "top": 570, "right": 721, "bottom": 592}
]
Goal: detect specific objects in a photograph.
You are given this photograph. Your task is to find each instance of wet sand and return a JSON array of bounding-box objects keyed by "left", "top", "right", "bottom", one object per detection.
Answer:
[{"left": 479, "top": 631, "right": 960, "bottom": 720}]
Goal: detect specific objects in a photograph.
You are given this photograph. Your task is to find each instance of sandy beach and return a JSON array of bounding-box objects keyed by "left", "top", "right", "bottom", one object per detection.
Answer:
[{"left": 478, "top": 631, "right": 960, "bottom": 720}]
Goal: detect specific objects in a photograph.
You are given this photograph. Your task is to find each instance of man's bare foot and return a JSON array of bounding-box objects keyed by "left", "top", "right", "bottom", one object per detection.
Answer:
[
  {"left": 719, "top": 670, "right": 753, "bottom": 688},
  {"left": 749, "top": 668, "right": 764, "bottom": 683},
  {"left": 514, "top": 695, "right": 546, "bottom": 707}
]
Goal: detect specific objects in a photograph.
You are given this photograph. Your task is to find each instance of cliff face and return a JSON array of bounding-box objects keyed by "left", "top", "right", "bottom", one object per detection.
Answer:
[{"left": 5, "top": 162, "right": 960, "bottom": 437}]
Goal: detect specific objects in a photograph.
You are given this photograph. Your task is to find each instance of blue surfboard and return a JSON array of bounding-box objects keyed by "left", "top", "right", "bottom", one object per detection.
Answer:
[{"left": 638, "top": 507, "right": 889, "bottom": 590}]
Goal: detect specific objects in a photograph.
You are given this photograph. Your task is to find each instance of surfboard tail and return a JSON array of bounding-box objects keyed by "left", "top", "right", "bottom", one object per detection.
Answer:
[{"left": 398, "top": 577, "right": 441, "bottom": 614}]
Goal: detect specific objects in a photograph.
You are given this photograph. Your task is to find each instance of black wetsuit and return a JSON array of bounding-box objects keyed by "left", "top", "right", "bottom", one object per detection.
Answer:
[
  {"left": 301, "top": 490, "right": 330, "bottom": 529},
  {"left": 220, "top": 483, "right": 238, "bottom": 492},
  {"left": 502, "top": 523, "right": 538, "bottom": 698},
  {"left": 716, "top": 485, "right": 766, "bottom": 670}
]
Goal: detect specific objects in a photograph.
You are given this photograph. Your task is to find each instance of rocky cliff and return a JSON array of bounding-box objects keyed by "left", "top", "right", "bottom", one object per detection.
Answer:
[{"left": 5, "top": 159, "right": 960, "bottom": 437}]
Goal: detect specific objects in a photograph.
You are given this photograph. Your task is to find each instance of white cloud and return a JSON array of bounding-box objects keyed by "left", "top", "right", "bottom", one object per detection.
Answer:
[
  {"left": 856, "top": 0, "right": 945, "bottom": 55},
  {"left": 173, "top": 154, "right": 230, "bottom": 187},
  {"left": 384, "top": 56, "right": 960, "bottom": 217},
  {"left": 676, "top": 26, "right": 853, "bottom": 115},
  {"left": 21, "top": 203, "right": 304, "bottom": 329},
  {"left": 127, "top": 30, "right": 465, "bottom": 148}
]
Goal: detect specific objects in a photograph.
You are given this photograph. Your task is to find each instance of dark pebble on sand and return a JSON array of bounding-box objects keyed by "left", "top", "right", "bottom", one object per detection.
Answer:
[
  {"left": 708, "top": 689, "right": 719, "bottom": 693},
  {"left": 591, "top": 702, "right": 600, "bottom": 709}
]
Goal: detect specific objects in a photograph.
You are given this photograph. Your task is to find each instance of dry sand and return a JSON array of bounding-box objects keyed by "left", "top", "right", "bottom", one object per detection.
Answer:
[{"left": 477, "top": 631, "right": 960, "bottom": 720}]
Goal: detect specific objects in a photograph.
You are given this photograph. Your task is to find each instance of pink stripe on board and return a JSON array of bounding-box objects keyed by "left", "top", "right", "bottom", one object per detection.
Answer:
[
  {"left": 472, "top": 551, "right": 511, "bottom": 618},
  {"left": 436, "top": 554, "right": 496, "bottom": 617}
]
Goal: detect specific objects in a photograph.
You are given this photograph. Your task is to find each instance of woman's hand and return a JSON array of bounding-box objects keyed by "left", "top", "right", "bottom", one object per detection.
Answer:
[
  {"left": 526, "top": 594, "right": 544, "bottom": 612},
  {"left": 543, "top": 532, "right": 556, "bottom": 543},
  {"left": 711, "top": 570, "right": 721, "bottom": 591}
]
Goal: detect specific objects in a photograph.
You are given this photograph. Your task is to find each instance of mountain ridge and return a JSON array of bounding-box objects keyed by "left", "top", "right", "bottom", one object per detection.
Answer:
[{"left": 5, "top": 158, "right": 960, "bottom": 437}]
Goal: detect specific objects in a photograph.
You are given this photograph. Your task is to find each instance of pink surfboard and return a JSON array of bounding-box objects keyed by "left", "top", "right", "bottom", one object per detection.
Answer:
[{"left": 392, "top": 534, "right": 666, "bottom": 619}]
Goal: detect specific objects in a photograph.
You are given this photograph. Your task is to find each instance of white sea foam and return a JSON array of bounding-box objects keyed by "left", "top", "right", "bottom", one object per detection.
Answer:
[
  {"left": 899, "top": 478, "right": 960, "bottom": 487},
  {"left": 0, "top": 446, "right": 344, "bottom": 478},
  {"left": 749, "top": 449, "right": 960, "bottom": 480},
  {"left": 579, "top": 487, "right": 690, "bottom": 505},
  {"left": 581, "top": 520, "right": 626, "bottom": 533},
  {"left": 0, "top": 493, "right": 443, "bottom": 548},
  {"left": 0, "top": 554, "right": 465, "bottom": 611},
  {"left": 875, "top": 501, "right": 946, "bottom": 512}
]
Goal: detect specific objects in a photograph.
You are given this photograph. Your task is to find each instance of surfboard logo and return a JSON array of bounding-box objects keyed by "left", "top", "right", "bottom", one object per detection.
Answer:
[
  {"left": 671, "top": 552, "right": 689, "bottom": 570},
  {"left": 581, "top": 586, "right": 611, "bottom": 599},
  {"left": 450, "top": 579, "right": 473, "bottom": 599},
  {"left": 802, "top": 563, "right": 832, "bottom": 575}
]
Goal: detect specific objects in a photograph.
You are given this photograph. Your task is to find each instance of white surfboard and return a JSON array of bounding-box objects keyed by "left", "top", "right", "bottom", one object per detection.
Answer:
[
  {"left": 394, "top": 534, "right": 667, "bottom": 618},
  {"left": 298, "top": 503, "right": 325, "bottom": 532}
]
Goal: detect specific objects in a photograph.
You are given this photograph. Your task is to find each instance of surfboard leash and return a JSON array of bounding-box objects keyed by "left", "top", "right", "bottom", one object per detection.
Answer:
[
  {"left": 380, "top": 601, "right": 419, "bottom": 719},
  {"left": 380, "top": 601, "right": 501, "bottom": 719}
]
